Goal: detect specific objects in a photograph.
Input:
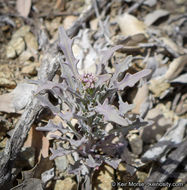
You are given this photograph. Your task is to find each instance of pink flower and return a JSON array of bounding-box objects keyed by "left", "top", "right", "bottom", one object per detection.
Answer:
[{"left": 81, "top": 73, "right": 97, "bottom": 89}]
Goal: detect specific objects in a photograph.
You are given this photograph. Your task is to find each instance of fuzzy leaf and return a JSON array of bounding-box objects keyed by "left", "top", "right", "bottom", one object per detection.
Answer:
[
  {"left": 49, "top": 148, "right": 73, "bottom": 160},
  {"left": 118, "top": 94, "right": 135, "bottom": 116},
  {"left": 37, "top": 95, "right": 60, "bottom": 115},
  {"left": 101, "top": 45, "right": 123, "bottom": 65},
  {"left": 115, "top": 69, "right": 151, "bottom": 90},
  {"left": 36, "top": 120, "right": 69, "bottom": 134},
  {"left": 95, "top": 99, "right": 129, "bottom": 126},
  {"left": 58, "top": 26, "right": 80, "bottom": 79},
  {"left": 95, "top": 74, "right": 111, "bottom": 88},
  {"left": 85, "top": 155, "right": 102, "bottom": 168},
  {"left": 50, "top": 134, "right": 88, "bottom": 148},
  {"left": 111, "top": 116, "right": 148, "bottom": 135},
  {"left": 69, "top": 161, "right": 89, "bottom": 175},
  {"left": 29, "top": 79, "right": 67, "bottom": 95},
  {"left": 104, "top": 158, "right": 121, "bottom": 169},
  {"left": 110, "top": 55, "right": 132, "bottom": 84},
  {"left": 37, "top": 95, "right": 74, "bottom": 121}
]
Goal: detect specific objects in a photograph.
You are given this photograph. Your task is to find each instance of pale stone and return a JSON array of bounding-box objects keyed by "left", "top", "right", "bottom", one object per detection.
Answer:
[
  {"left": 54, "top": 178, "right": 77, "bottom": 190},
  {"left": 90, "top": 18, "right": 98, "bottom": 30},
  {"left": 94, "top": 165, "right": 114, "bottom": 190},
  {"left": 149, "top": 78, "right": 170, "bottom": 97},
  {"left": 15, "top": 147, "right": 35, "bottom": 168},
  {"left": 12, "top": 25, "right": 30, "bottom": 38},
  {"left": 63, "top": 16, "right": 77, "bottom": 30},
  {"left": 19, "top": 50, "right": 33, "bottom": 63},
  {"left": 67, "top": 154, "right": 75, "bottom": 165},
  {"left": 9, "top": 37, "right": 25, "bottom": 56},
  {"left": 6, "top": 45, "right": 16, "bottom": 58},
  {"left": 136, "top": 171, "right": 147, "bottom": 182},
  {"left": 0, "top": 66, "right": 16, "bottom": 88},
  {"left": 24, "top": 32, "right": 38, "bottom": 51},
  {"left": 21, "top": 62, "right": 39, "bottom": 75},
  {"left": 128, "top": 134, "right": 143, "bottom": 155},
  {"left": 55, "top": 155, "right": 68, "bottom": 173},
  {"left": 0, "top": 138, "right": 7, "bottom": 149}
]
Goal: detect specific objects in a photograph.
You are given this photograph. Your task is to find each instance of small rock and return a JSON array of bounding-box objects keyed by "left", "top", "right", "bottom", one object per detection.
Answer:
[
  {"left": 0, "top": 65, "right": 16, "bottom": 88},
  {"left": 105, "top": 123, "right": 113, "bottom": 132},
  {"left": 21, "top": 62, "right": 39, "bottom": 75},
  {"left": 24, "top": 32, "right": 38, "bottom": 51},
  {"left": 6, "top": 37, "right": 25, "bottom": 58},
  {"left": 45, "top": 17, "right": 62, "bottom": 35},
  {"left": 6, "top": 45, "right": 16, "bottom": 58},
  {"left": 149, "top": 78, "right": 170, "bottom": 97},
  {"left": 128, "top": 134, "right": 143, "bottom": 155},
  {"left": 116, "top": 163, "right": 137, "bottom": 185},
  {"left": 55, "top": 155, "right": 69, "bottom": 173},
  {"left": 93, "top": 165, "right": 114, "bottom": 190},
  {"left": 90, "top": 18, "right": 98, "bottom": 30},
  {"left": 0, "top": 77, "right": 16, "bottom": 88},
  {"left": 12, "top": 25, "right": 30, "bottom": 39},
  {"left": 19, "top": 50, "right": 33, "bottom": 63},
  {"left": 54, "top": 178, "right": 77, "bottom": 190},
  {"left": 63, "top": 16, "right": 77, "bottom": 30},
  {"left": 0, "top": 138, "right": 7, "bottom": 149},
  {"left": 136, "top": 171, "right": 148, "bottom": 182},
  {"left": 67, "top": 154, "right": 75, "bottom": 165},
  {"left": 15, "top": 147, "right": 35, "bottom": 168}
]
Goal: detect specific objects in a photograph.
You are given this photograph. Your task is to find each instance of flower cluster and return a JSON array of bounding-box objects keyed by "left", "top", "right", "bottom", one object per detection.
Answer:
[{"left": 81, "top": 73, "right": 97, "bottom": 90}]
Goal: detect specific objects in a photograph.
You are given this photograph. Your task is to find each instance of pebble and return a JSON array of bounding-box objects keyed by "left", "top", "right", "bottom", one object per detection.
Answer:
[
  {"left": 15, "top": 147, "right": 35, "bottom": 168},
  {"left": 0, "top": 65, "right": 16, "bottom": 88},
  {"left": 63, "top": 16, "right": 77, "bottom": 30},
  {"left": 19, "top": 50, "right": 33, "bottom": 63},
  {"left": 55, "top": 155, "right": 69, "bottom": 173},
  {"left": 21, "top": 61, "right": 39, "bottom": 75},
  {"left": 128, "top": 134, "right": 143, "bottom": 155},
  {"left": 93, "top": 165, "right": 114, "bottom": 190},
  {"left": 12, "top": 25, "right": 30, "bottom": 39},
  {"left": 54, "top": 178, "right": 77, "bottom": 190},
  {"left": 6, "top": 37, "right": 25, "bottom": 58},
  {"left": 24, "top": 32, "right": 38, "bottom": 51},
  {"left": 0, "top": 138, "right": 7, "bottom": 149}
]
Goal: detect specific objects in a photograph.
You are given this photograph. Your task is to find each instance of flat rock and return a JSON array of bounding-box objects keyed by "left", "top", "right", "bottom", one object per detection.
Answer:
[
  {"left": 21, "top": 61, "right": 39, "bottom": 75},
  {"left": 19, "top": 50, "right": 34, "bottom": 63},
  {"left": 128, "top": 134, "right": 143, "bottom": 155},
  {"left": 54, "top": 178, "right": 77, "bottom": 190},
  {"left": 12, "top": 25, "right": 30, "bottom": 39},
  {"left": 15, "top": 147, "right": 35, "bottom": 168},
  {"left": 6, "top": 45, "right": 16, "bottom": 58},
  {"left": 93, "top": 165, "right": 114, "bottom": 190},
  {"left": 55, "top": 155, "right": 69, "bottom": 173},
  {"left": 6, "top": 37, "right": 25, "bottom": 58},
  {"left": 24, "top": 32, "right": 38, "bottom": 51},
  {"left": 0, "top": 65, "right": 16, "bottom": 88},
  {"left": 0, "top": 138, "right": 7, "bottom": 150}
]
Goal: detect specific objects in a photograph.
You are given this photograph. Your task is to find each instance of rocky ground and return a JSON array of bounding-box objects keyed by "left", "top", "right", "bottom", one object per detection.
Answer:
[{"left": 0, "top": 0, "right": 187, "bottom": 189}]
